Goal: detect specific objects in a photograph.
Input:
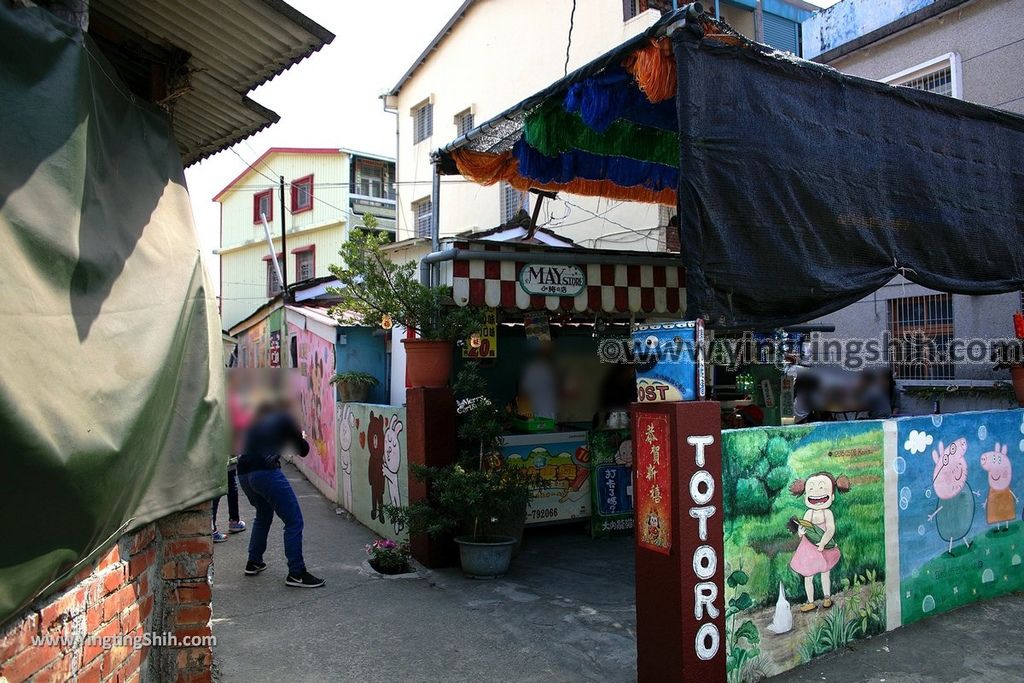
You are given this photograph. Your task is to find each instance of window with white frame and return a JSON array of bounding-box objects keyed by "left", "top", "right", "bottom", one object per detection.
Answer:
[
  {"left": 454, "top": 108, "right": 474, "bottom": 137},
  {"left": 412, "top": 100, "right": 433, "bottom": 144},
  {"left": 887, "top": 293, "right": 955, "bottom": 380},
  {"left": 295, "top": 248, "right": 315, "bottom": 282},
  {"left": 413, "top": 197, "right": 432, "bottom": 238},
  {"left": 354, "top": 160, "right": 384, "bottom": 198},
  {"left": 882, "top": 53, "right": 962, "bottom": 99},
  {"left": 500, "top": 182, "right": 529, "bottom": 224}
]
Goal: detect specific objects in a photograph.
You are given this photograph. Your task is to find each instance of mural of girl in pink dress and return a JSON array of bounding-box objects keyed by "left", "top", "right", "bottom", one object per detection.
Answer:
[{"left": 787, "top": 471, "right": 852, "bottom": 612}]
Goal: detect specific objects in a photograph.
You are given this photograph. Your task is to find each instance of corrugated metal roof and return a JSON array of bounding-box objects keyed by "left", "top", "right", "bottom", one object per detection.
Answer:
[{"left": 90, "top": 0, "right": 334, "bottom": 166}]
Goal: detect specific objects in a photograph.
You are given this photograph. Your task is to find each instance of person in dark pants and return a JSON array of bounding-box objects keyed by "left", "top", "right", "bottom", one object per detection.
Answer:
[
  {"left": 211, "top": 463, "right": 245, "bottom": 543},
  {"left": 237, "top": 400, "right": 325, "bottom": 588}
]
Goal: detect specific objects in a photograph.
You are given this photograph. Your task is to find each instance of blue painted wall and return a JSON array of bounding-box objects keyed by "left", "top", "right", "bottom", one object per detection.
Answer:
[{"left": 335, "top": 326, "right": 389, "bottom": 404}]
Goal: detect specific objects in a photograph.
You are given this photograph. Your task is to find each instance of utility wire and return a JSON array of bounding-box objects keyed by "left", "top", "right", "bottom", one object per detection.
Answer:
[{"left": 564, "top": 0, "right": 577, "bottom": 77}]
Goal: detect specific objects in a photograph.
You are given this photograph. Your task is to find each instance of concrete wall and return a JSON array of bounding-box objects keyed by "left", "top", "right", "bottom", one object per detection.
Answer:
[
  {"left": 720, "top": 409, "right": 1024, "bottom": 680},
  {"left": 287, "top": 320, "right": 338, "bottom": 501},
  {"left": 0, "top": 504, "right": 216, "bottom": 683}
]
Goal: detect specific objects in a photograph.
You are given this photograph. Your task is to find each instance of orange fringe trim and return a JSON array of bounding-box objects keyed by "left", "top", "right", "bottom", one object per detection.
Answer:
[
  {"left": 451, "top": 149, "right": 676, "bottom": 206},
  {"left": 623, "top": 38, "right": 676, "bottom": 104}
]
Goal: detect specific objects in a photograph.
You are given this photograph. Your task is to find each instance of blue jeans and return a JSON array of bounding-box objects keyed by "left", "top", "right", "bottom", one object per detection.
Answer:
[{"left": 238, "top": 468, "right": 305, "bottom": 575}]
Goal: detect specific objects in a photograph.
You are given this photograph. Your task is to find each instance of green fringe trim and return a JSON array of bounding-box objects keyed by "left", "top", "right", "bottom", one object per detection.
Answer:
[{"left": 524, "top": 100, "right": 679, "bottom": 167}]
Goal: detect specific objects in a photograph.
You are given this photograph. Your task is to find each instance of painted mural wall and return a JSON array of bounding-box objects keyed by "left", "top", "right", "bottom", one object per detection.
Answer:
[
  {"left": 722, "top": 421, "right": 887, "bottom": 681},
  {"left": 720, "top": 409, "right": 1024, "bottom": 681},
  {"left": 288, "top": 322, "right": 337, "bottom": 500},
  {"left": 338, "top": 402, "right": 409, "bottom": 542},
  {"left": 892, "top": 410, "right": 1024, "bottom": 626}
]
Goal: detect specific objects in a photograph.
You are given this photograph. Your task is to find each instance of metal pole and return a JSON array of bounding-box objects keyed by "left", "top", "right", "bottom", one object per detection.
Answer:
[
  {"left": 279, "top": 175, "right": 288, "bottom": 367},
  {"left": 430, "top": 162, "right": 441, "bottom": 286}
]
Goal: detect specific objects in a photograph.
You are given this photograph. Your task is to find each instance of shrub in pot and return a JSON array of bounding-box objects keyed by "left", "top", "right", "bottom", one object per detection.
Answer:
[
  {"left": 328, "top": 215, "right": 484, "bottom": 387},
  {"left": 331, "top": 370, "right": 378, "bottom": 403},
  {"left": 384, "top": 364, "right": 535, "bottom": 577}
]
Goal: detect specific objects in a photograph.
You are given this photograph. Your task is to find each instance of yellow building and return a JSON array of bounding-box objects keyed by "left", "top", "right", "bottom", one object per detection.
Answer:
[{"left": 213, "top": 147, "right": 395, "bottom": 329}]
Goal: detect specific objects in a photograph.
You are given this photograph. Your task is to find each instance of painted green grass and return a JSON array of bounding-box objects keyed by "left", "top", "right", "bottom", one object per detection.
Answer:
[
  {"left": 724, "top": 426, "right": 886, "bottom": 609},
  {"left": 901, "top": 521, "right": 1024, "bottom": 625}
]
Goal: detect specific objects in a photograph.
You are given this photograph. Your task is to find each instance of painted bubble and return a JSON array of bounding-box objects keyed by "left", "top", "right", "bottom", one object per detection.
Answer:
[
  {"left": 982, "top": 568, "right": 995, "bottom": 583},
  {"left": 893, "top": 457, "right": 906, "bottom": 475},
  {"left": 918, "top": 524, "right": 926, "bottom": 536},
  {"left": 899, "top": 486, "right": 912, "bottom": 510},
  {"left": 922, "top": 595, "right": 936, "bottom": 613},
  {"left": 978, "top": 425, "right": 987, "bottom": 441},
  {"left": 1019, "top": 438, "right": 1024, "bottom": 453},
  {"left": 931, "top": 414, "right": 943, "bottom": 428},
  {"left": 925, "top": 488, "right": 932, "bottom": 499},
  {"left": 1013, "top": 555, "right": 1022, "bottom": 566}
]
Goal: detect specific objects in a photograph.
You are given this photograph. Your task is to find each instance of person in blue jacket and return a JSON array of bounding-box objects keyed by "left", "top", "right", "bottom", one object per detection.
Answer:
[{"left": 237, "top": 398, "right": 325, "bottom": 588}]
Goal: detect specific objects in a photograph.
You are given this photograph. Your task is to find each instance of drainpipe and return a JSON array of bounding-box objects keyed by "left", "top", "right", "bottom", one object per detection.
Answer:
[{"left": 422, "top": 162, "right": 441, "bottom": 286}]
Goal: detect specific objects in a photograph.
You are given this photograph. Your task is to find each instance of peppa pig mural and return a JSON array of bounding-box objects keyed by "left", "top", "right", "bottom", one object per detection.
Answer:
[
  {"left": 288, "top": 322, "right": 336, "bottom": 499},
  {"left": 894, "top": 410, "right": 1024, "bottom": 626}
]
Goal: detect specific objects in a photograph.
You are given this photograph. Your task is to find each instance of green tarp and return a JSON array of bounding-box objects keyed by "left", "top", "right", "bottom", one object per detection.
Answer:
[{"left": 0, "top": 6, "right": 226, "bottom": 625}]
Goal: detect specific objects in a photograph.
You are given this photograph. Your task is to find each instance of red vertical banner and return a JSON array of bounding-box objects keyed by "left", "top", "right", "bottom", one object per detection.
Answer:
[
  {"left": 636, "top": 414, "right": 671, "bottom": 554},
  {"left": 633, "top": 401, "right": 725, "bottom": 683}
]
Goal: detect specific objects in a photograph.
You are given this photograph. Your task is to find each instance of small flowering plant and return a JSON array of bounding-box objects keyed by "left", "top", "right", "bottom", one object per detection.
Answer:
[{"left": 365, "top": 538, "right": 412, "bottom": 575}]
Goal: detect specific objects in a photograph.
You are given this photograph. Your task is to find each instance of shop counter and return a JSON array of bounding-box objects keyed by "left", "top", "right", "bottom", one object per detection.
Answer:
[{"left": 499, "top": 430, "right": 591, "bottom": 525}]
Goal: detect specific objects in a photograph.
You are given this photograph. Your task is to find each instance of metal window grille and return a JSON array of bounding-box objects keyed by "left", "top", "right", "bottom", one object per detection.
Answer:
[
  {"left": 413, "top": 198, "right": 432, "bottom": 238},
  {"left": 412, "top": 101, "right": 433, "bottom": 144},
  {"left": 500, "top": 182, "right": 528, "bottom": 224},
  {"left": 899, "top": 66, "right": 953, "bottom": 96},
  {"left": 887, "top": 293, "right": 955, "bottom": 380},
  {"left": 296, "top": 250, "right": 314, "bottom": 281},
  {"left": 267, "top": 260, "right": 283, "bottom": 297},
  {"left": 455, "top": 109, "right": 474, "bottom": 137}
]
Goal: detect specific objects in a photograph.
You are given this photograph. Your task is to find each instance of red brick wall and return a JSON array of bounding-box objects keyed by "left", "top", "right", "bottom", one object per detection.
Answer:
[{"left": 0, "top": 503, "right": 215, "bottom": 683}]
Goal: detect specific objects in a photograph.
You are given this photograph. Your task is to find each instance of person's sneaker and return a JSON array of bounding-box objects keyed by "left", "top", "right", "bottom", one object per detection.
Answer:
[
  {"left": 285, "top": 571, "right": 325, "bottom": 588},
  {"left": 228, "top": 520, "right": 247, "bottom": 534},
  {"left": 212, "top": 531, "right": 228, "bottom": 543},
  {"left": 244, "top": 561, "right": 267, "bottom": 576}
]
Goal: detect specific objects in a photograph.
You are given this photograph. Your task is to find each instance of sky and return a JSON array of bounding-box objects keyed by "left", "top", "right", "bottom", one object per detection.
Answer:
[
  {"left": 185, "top": 0, "right": 839, "bottom": 294},
  {"left": 184, "top": 0, "right": 464, "bottom": 290}
]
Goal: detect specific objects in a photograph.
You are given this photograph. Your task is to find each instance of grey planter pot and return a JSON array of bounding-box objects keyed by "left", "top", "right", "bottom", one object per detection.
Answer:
[{"left": 453, "top": 535, "right": 516, "bottom": 579}]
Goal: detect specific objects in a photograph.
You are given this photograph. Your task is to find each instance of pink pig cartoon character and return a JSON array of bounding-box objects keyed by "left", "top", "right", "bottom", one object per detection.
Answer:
[
  {"left": 927, "top": 438, "right": 977, "bottom": 554},
  {"left": 981, "top": 442, "right": 1018, "bottom": 531}
]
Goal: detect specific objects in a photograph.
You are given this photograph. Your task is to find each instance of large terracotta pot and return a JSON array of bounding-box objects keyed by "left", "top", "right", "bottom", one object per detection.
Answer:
[
  {"left": 402, "top": 338, "right": 454, "bottom": 388},
  {"left": 1012, "top": 365, "right": 1024, "bottom": 407}
]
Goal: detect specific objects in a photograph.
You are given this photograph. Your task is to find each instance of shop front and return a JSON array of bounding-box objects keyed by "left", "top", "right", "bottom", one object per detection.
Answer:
[{"left": 430, "top": 237, "right": 687, "bottom": 536}]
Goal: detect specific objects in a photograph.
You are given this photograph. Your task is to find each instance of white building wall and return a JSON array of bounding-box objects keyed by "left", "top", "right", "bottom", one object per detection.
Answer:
[
  {"left": 393, "top": 1, "right": 666, "bottom": 250},
  {"left": 217, "top": 150, "right": 353, "bottom": 329}
]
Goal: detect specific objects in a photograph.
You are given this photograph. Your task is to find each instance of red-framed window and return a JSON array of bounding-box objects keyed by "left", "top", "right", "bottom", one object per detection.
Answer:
[
  {"left": 291, "top": 175, "right": 313, "bottom": 214},
  {"left": 253, "top": 189, "right": 273, "bottom": 224},
  {"left": 263, "top": 252, "right": 283, "bottom": 297},
  {"left": 292, "top": 245, "right": 315, "bottom": 282}
]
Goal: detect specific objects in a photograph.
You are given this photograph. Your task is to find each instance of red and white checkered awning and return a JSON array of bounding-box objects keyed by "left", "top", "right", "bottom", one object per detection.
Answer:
[{"left": 447, "top": 241, "right": 686, "bottom": 315}]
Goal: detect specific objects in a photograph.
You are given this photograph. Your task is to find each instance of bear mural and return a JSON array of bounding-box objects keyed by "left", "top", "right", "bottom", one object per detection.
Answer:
[{"left": 342, "top": 403, "right": 409, "bottom": 541}]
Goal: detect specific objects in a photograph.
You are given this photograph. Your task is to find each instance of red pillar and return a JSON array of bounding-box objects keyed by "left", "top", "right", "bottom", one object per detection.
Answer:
[
  {"left": 405, "top": 386, "right": 458, "bottom": 567},
  {"left": 633, "top": 400, "right": 725, "bottom": 682}
]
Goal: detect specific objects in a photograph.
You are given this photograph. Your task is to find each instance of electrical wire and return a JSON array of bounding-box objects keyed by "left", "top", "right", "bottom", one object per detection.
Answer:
[{"left": 564, "top": 0, "right": 577, "bottom": 77}]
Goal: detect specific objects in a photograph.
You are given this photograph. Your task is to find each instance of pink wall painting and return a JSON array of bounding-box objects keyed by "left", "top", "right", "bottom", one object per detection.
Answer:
[{"left": 289, "top": 322, "right": 336, "bottom": 496}]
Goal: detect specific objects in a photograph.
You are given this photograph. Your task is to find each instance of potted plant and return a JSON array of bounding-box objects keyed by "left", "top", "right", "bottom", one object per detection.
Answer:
[
  {"left": 365, "top": 538, "right": 413, "bottom": 575},
  {"left": 329, "top": 214, "right": 484, "bottom": 387},
  {"left": 385, "top": 364, "right": 535, "bottom": 578},
  {"left": 331, "top": 370, "right": 378, "bottom": 402}
]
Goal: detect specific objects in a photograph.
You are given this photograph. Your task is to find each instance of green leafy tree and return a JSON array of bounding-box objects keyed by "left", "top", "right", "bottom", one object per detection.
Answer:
[{"left": 327, "top": 214, "right": 484, "bottom": 340}]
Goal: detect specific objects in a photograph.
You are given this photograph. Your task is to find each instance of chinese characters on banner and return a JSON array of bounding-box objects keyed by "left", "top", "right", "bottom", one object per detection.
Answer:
[
  {"left": 636, "top": 414, "right": 671, "bottom": 554},
  {"left": 269, "top": 330, "right": 281, "bottom": 368}
]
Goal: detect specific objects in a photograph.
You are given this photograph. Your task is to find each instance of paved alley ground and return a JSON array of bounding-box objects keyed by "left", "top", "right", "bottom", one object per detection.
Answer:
[{"left": 210, "top": 465, "right": 1024, "bottom": 683}]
